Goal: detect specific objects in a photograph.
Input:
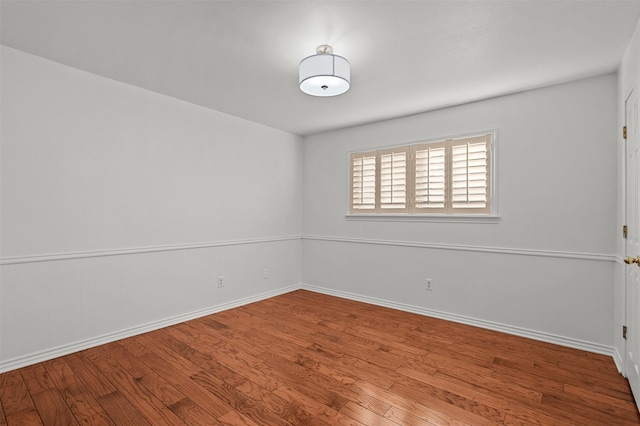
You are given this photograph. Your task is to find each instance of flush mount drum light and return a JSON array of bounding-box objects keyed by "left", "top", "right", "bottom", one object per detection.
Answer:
[{"left": 299, "top": 45, "right": 350, "bottom": 97}]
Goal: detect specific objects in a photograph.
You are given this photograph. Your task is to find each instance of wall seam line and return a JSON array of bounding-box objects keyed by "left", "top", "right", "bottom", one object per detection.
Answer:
[
  {"left": 302, "top": 235, "right": 616, "bottom": 262},
  {"left": 0, "top": 235, "right": 302, "bottom": 265}
]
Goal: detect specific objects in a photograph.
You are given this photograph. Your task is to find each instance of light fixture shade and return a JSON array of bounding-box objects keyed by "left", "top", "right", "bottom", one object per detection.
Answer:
[{"left": 299, "top": 46, "right": 350, "bottom": 97}]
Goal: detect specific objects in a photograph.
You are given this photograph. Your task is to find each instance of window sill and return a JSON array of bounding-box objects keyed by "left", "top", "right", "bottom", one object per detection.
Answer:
[{"left": 345, "top": 214, "right": 501, "bottom": 224}]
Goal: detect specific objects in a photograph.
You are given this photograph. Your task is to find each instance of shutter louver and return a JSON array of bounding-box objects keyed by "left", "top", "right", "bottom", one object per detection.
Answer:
[
  {"left": 451, "top": 136, "right": 490, "bottom": 213},
  {"left": 380, "top": 149, "right": 408, "bottom": 211},
  {"left": 351, "top": 153, "right": 376, "bottom": 211},
  {"left": 415, "top": 143, "right": 446, "bottom": 211}
]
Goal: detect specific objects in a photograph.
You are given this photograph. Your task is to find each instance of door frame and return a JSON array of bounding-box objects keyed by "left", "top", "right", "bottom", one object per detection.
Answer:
[{"left": 623, "top": 77, "right": 639, "bottom": 391}]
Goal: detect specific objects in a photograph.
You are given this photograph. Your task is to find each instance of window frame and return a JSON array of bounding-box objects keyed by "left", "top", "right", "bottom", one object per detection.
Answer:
[{"left": 348, "top": 130, "right": 498, "bottom": 220}]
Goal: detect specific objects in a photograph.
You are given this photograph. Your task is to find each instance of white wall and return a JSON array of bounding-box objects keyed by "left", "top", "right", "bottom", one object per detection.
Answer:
[
  {"left": 615, "top": 17, "right": 640, "bottom": 371},
  {"left": 302, "top": 74, "right": 617, "bottom": 353},
  {"left": 0, "top": 42, "right": 623, "bottom": 372},
  {"left": 0, "top": 46, "right": 303, "bottom": 372}
]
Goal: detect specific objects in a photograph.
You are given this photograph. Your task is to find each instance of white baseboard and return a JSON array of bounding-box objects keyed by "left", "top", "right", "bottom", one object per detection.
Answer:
[
  {"left": 613, "top": 346, "right": 625, "bottom": 375},
  {"left": 0, "top": 284, "right": 300, "bottom": 373},
  {"left": 1, "top": 283, "right": 619, "bottom": 373},
  {"left": 301, "top": 283, "right": 617, "bottom": 358}
]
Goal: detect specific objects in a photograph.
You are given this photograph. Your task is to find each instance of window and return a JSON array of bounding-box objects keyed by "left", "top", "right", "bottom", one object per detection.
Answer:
[{"left": 350, "top": 132, "right": 493, "bottom": 215}]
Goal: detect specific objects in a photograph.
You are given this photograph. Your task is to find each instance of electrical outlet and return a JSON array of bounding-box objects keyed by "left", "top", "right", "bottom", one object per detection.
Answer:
[
  {"left": 264, "top": 269, "right": 269, "bottom": 279},
  {"left": 425, "top": 278, "right": 433, "bottom": 291},
  {"left": 218, "top": 275, "right": 224, "bottom": 287}
]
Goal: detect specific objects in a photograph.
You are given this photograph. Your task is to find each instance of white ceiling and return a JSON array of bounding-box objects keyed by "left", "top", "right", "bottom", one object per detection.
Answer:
[{"left": 2, "top": 0, "right": 640, "bottom": 136}]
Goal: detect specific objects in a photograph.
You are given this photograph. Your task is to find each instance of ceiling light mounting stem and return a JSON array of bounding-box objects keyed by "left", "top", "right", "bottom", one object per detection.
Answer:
[{"left": 316, "top": 44, "right": 333, "bottom": 55}]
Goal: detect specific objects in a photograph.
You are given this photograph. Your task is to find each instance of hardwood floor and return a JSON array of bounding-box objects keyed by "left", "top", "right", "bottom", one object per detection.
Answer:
[{"left": 1, "top": 289, "right": 638, "bottom": 425}]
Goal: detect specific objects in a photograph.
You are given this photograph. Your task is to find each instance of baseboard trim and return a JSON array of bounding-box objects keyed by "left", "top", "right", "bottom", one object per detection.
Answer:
[
  {"left": 0, "top": 284, "right": 300, "bottom": 373},
  {"left": 1, "top": 282, "right": 618, "bottom": 373},
  {"left": 0, "top": 235, "right": 301, "bottom": 265},
  {"left": 614, "top": 346, "right": 625, "bottom": 375},
  {"left": 301, "top": 283, "right": 616, "bottom": 358},
  {"left": 302, "top": 235, "right": 615, "bottom": 262}
]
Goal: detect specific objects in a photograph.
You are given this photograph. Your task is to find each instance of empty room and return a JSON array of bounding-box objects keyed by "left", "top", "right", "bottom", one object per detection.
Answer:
[{"left": 2, "top": 0, "right": 640, "bottom": 424}]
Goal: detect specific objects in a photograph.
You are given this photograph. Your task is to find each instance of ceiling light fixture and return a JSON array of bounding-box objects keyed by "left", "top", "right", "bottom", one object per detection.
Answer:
[{"left": 299, "top": 45, "right": 350, "bottom": 97}]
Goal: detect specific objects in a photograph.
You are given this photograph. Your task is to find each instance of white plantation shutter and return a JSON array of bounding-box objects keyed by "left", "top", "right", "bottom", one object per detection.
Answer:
[
  {"left": 450, "top": 135, "right": 491, "bottom": 214},
  {"left": 379, "top": 148, "right": 409, "bottom": 212},
  {"left": 414, "top": 142, "right": 446, "bottom": 212},
  {"left": 350, "top": 152, "right": 377, "bottom": 211},
  {"left": 349, "top": 132, "right": 493, "bottom": 215}
]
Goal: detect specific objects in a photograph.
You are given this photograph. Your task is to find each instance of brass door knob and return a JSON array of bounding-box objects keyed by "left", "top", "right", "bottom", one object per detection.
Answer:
[{"left": 624, "top": 256, "right": 640, "bottom": 265}]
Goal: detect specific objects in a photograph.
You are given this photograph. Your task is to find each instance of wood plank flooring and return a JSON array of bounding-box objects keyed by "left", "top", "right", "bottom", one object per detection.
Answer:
[{"left": 1, "top": 289, "right": 638, "bottom": 425}]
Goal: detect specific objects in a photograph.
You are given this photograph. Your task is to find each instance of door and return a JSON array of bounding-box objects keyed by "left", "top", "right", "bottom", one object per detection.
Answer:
[{"left": 625, "top": 85, "right": 640, "bottom": 401}]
